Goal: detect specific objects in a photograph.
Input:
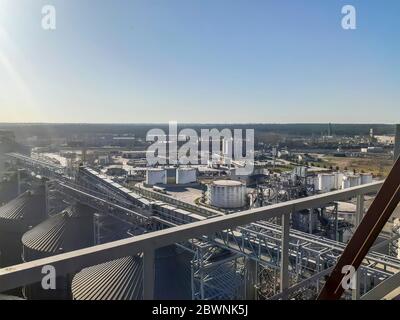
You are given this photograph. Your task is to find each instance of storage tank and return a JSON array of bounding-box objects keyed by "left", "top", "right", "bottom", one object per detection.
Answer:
[
  {"left": 334, "top": 172, "right": 344, "bottom": 190},
  {"left": 208, "top": 180, "right": 247, "bottom": 209},
  {"left": 348, "top": 175, "right": 361, "bottom": 187},
  {"left": 360, "top": 173, "right": 373, "bottom": 185},
  {"left": 317, "top": 174, "right": 335, "bottom": 193},
  {"left": 0, "top": 187, "right": 46, "bottom": 267},
  {"left": 71, "top": 245, "right": 192, "bottom": 300},
  {"left": 21, "top": 204, "right": 94, "bottom": 300},
  {"left": 176, "top": 167, "right": 197, "bottom": 184},
  {"left": 342, "top": 176, "right": 351, "bottom": 189},
  {"left": 166, "top": 167, "right": 177, "bottom": 184},
  {"left": 146, "top": 168, "right": 167, "bottom": 186}
]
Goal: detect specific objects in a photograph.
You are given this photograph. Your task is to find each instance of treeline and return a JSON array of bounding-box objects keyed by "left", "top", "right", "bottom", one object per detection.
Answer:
[{"left": 0, "top": 123, "right": 396, "bottom": 140}]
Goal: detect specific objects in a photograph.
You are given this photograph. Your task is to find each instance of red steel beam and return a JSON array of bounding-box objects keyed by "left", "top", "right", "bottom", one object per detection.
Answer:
[{"left": 318, "top": 155, "right": 400, "bottom": 300}]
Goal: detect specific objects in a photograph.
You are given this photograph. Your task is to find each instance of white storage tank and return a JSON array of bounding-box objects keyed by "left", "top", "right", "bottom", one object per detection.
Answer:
[
  {"left": 334, "top": 172, "right": 344, "bottom": 190},
  {"left": 208, "top": 180, "right": 247, "bottom": 209},
  {"left": 342, "top": 176, "right": 351, "bottom": 189},
  {"left": 146, "top": 168, "right": 167, "bottom": 186},
  {"left": 166, "top": 167, "right": 177, "bottom": 184},
  {"left": 176, "top": 168, "right": 197, "bottom": 184},
  {"left": 360, "top": 173, "right": 373, "bottom": 185},
  {"left": 348, "top": 175, "right": 361, "bottom": 187},
  {"left": 318, "top": 174, "right": 335, "bottom": 193}
]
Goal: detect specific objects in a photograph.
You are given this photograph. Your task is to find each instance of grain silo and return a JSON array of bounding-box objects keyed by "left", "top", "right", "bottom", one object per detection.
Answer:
[
  {"left": 21, "top": 204, "right": 94, "bottom": 300},
  {"left": 208, "top": 180, "right": 247, "bottom": 209},
  {"left": 71, "top": 245, "right": 192, "bottom": 300},
  {"left": 176, "top": 167, "right": 197, "bottom": 184},
  {"left": 72, "top": 255, "right": 144, "bottom": 300},
  {"left": 0, "top": 187, "right": 46, "bottom": 268},
  {"left": 146, "top": 168, "right": 167, "bottom": 186}
]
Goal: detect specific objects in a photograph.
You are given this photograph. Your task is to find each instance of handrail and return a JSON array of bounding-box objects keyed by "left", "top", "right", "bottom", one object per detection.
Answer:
[{"left": 0, "top": 181, "right": 384, "bottom": 294}]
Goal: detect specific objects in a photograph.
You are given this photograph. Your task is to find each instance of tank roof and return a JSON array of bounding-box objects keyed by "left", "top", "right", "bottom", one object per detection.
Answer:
[{"left": 212, "top": 180, "right": 243, "bottom": 186}]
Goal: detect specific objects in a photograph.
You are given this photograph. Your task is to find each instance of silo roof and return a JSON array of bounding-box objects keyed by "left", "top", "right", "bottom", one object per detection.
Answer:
[
  {"left": 212, "top": 180, "right": 243, "bottom": 186},
  {"left": 22, "top": 206, "right": 92, "bottom": 254},
  {"left": 0, "top": 192, "right": 32, "bottom": 221},
  {"left": 72, "top": 255, "right": 143, "bottom": 300}
]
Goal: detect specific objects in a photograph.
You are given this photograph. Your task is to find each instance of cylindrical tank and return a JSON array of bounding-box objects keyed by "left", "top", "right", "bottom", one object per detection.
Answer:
[
  {"left": 165, "top": 167, "right": 177, "bottom": 184},
  {"left": 0, "top": 187, "right": 46, "bottom": 268},
  {"left": 208, "top": 180, "right": 247, "bottom": 209},
  {"left": 21, "top": 204, "right": 94, "bottom": 300},
  {"left": 334, "top": 172, "right": 344, "bottom": 190},
  {"left": 71, "top": 245, "right": 192, "bottom": 300},
  {"left": 176, "top": 168, "right": 197, "bottom": 184},
  {"left": 342, "top": 176, "right": 351, "bottom": 189},
  {"left": 146, "top": 168, "right": 167, "bottom": 186},
  {"left": 360, "top": 173, "right": 373, "bottom": 185},
  {"left": 317, "top": 174, "right": 335, "bottom": 193},
  {"left": 348, "top": 175, "right": 361, "bottom": 187}
]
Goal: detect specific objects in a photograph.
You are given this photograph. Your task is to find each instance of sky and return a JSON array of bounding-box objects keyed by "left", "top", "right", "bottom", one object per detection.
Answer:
[{"left": 0, "top": 0, "right": 399, "bottom": 124}]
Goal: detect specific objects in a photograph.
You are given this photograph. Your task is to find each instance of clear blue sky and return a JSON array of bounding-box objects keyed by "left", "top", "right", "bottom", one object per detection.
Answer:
[{"left": 0, "top": 0, "right": 399, "bottom": 123}]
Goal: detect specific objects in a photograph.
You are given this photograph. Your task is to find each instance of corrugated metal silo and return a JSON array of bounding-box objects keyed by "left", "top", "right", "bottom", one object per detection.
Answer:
[
  {"left": 0, "top": 187, "right": 46, "bottom": 268},
  {"left": 72, "top": 255, "right": 143, "bottom": 300},
  {"left": 71, "top": 245, "right": 192, "bottom": 300},
  {"left": 21, "top": 204, "right": 94, "bottom": 300}
]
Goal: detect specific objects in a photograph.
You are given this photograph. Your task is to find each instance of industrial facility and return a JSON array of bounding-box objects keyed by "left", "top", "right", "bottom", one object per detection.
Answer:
[{"left": 0, "top": 123, "right": 400, "bottom": 301}]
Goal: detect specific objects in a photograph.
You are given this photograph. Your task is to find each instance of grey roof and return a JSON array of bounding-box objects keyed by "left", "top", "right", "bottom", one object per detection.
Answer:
[
  {"left": 22, "top": 206, "right": 93, "bottom": 255},
  {"left": 72, "top": 255, "right": 143, "bottom": 300},
  {"left": 0, "top": 192, "right": 32, "bottom": 221}
]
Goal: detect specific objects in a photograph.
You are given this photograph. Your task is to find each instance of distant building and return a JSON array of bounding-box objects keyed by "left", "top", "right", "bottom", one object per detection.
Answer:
[
  {"left": 375, "top": 135, "right": 395, "bottom": 145},
  {"left": 361, "top": 146, "right": 384, "bottom": 153}
]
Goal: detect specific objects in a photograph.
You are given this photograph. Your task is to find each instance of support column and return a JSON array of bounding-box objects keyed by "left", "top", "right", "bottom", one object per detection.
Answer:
[
  {"left": 352, "top": 194, "right": 364, "bottom": 300},
  {"left": 280, "top": 212, "right": 290, "bottom": 297},
  {"left": 245, "top": 258, "right": 257, "bottom": 300},
  {"left": 143, "top": 249, "right": 155, "bottom": 300}
]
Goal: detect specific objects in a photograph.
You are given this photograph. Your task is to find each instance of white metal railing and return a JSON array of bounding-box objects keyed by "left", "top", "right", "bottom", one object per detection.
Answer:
[{"left": 0, "top": 181, "right": 388, "bottom": 299}]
